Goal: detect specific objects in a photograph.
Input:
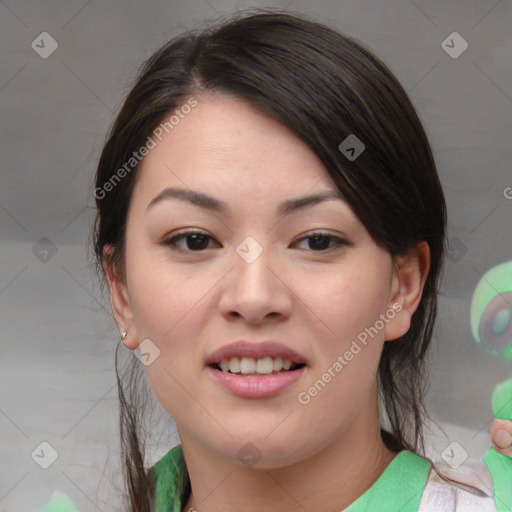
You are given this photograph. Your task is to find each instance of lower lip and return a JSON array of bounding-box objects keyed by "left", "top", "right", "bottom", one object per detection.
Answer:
[{"left": 205, "top": 365, "right": 307, "bottom": 398}]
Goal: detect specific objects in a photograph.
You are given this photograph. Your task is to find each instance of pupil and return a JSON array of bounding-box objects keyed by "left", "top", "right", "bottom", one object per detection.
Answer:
[
  {"left": 187, "top": 234, "right": 208, "bottom": 251},
  {"left": 310, "top": 234, "right": 330, "bottom": 250}
]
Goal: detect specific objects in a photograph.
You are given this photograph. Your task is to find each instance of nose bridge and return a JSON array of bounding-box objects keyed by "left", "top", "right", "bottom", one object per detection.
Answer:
[
  {"left": 235, "top": 235, "right": 267, "bottom": 266},
  {"left": 232, "top": 234, "right": 276, "bottom": 290},
  {"left": 219, "top": 233, "right": 291, "bottom": 321}
]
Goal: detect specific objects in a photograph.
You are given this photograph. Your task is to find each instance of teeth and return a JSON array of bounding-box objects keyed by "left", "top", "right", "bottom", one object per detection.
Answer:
[
  {"left": 228, "top": 357, "right": 240, "bottom": 373},
  {"left": 256, "top": 357, "right": 273, "bottom": 374},
  {"left": 272, "top": 357, "right": 283, "bottom": 371},
  {"left": 219, "top": 359, "right": 231, "bottom": 372},
  {"left": 216, "top": 356, "right": 298, "bottom": 375},
  {"left": 240, "top": 357, "right": 256, "bottom": 374}
]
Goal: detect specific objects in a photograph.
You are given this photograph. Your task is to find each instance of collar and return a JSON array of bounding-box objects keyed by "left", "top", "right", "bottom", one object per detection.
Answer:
[{"left": 151, "top": 445, "right": 432, "bottom": 512}]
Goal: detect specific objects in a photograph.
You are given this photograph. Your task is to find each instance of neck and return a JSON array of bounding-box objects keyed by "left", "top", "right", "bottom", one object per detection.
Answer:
[{"left": 179, "top": 406, "right": 398, "bottom": 512}]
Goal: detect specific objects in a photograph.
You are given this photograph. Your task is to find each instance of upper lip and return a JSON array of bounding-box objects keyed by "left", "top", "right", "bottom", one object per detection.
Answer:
[{"left": 205, "top": 340, "right": 308, "bottom": 366}]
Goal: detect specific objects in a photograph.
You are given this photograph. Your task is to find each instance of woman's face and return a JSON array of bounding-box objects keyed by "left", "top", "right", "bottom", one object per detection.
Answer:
[{"left": 109, "top": 93, "right": 414, "bottom": 468}]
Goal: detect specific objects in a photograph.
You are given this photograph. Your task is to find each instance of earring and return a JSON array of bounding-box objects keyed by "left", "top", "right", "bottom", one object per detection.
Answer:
[{"left": 121, "top": 331, "right": 127, "bottom": 340}]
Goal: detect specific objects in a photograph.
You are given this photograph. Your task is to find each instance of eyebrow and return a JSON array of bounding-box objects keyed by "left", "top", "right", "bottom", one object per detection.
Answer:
[{"left": 145, "top": 186, "right": 346, "bottom": 217}]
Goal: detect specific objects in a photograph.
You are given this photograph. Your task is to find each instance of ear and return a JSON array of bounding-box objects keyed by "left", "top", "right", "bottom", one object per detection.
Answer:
[
  {"left": 102, "top": 244, "right": 139, "bottom": 350},
  {"left": 384, "top": 241, "right": 431, "bottom": 342}
]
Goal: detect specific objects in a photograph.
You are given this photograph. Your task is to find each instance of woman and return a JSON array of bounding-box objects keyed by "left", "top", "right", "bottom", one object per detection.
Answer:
[{"left": 90, "top": 9, "right": 511, "bottom": 512}]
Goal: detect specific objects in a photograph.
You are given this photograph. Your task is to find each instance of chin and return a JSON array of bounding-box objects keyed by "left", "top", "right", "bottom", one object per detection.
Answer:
[{"left": 206, "top": 432, "right": 313, "bottom": 470}]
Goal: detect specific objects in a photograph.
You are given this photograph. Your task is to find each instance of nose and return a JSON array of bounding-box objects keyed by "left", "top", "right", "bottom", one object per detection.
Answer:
[{"left": 218, "top": 237, "right": 293, "bottom": 325}]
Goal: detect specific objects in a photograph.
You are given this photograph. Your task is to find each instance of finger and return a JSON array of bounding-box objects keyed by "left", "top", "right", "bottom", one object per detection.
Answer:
[{"left": 490, "top": 418, "right": 512, "bottom": 457}]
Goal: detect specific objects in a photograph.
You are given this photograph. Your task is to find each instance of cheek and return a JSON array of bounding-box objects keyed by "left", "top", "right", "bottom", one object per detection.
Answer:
[
  {"left": 125, "top": 236, "right": 199, "bottom": 336},
  {"left": 302, "top": 263, "right": 390, "bottom": 403},
  {"left": 130, "top": 264, "right": 207, "bottom": 417},
  {"left": 309, "top": 265, "right": 390, "bottom": 346}
]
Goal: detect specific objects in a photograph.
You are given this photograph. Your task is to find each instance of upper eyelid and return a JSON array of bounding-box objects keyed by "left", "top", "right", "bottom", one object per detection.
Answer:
[{"left": 165, "top": 229, "right": 346, "bottom": 239}]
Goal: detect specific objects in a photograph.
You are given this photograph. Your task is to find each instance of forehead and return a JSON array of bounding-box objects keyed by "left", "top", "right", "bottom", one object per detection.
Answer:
[{"left": 132, "top": 94, "right": 338, "bottom": 201}]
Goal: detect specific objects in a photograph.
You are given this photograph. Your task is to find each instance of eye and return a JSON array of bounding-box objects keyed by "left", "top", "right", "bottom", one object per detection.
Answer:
[
  {"left": 161, "top": 230, "right": 348, "bottom": 253},
  {"left": 293, "top": 232, "right": 348, "bottom": 252},
  {"left": 492, "top": 307, "right": 511, "bottom": 335},
  {"left": 161, "top": 230, "right": 218, "bottom": 252}
]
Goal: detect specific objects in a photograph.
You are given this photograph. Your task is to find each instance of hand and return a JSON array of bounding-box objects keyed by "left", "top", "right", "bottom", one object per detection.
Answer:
[{"left": 490, "top": 418, "right": 512, "bottom": 457}]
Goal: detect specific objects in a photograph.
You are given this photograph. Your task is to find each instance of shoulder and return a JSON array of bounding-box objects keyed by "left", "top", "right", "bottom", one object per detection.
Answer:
[{"left": 418, "top": 459, "right": 497, "bottom": 512}]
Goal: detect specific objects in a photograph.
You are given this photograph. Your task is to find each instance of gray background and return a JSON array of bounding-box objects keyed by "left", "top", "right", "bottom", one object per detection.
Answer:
[{"left": 1, "top": 0, "right": 511, "bottom": 510}]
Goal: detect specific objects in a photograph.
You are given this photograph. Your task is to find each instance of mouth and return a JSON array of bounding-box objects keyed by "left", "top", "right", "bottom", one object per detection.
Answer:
[
  {"left": 209, "top": 356, "right": 307, "bottom": 377},
  {"left": 205, "top": 340, "right": 308, "bottom": 373},
  {"left": 206, "top": 357, "right": 307, "bottom": 398}
]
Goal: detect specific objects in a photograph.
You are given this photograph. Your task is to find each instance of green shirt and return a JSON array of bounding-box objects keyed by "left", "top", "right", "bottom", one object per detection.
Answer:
[{"left": 150, "top": 445, "right": 432, "bottom": 512}]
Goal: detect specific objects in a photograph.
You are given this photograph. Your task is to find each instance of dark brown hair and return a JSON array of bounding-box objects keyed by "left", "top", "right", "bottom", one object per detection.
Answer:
[{"left": 89, "top": 8, "right": 448, "bottom": 511}]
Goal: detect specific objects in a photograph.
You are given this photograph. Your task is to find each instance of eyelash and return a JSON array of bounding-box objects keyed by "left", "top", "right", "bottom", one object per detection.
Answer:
[{"left": 161, "top": 230, "right": 348, "bottom": 253}]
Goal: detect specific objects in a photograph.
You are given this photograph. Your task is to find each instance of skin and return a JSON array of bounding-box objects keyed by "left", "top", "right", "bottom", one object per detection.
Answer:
[{"left": 103, "top": 92, "right": 508, "bottom": 512}]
